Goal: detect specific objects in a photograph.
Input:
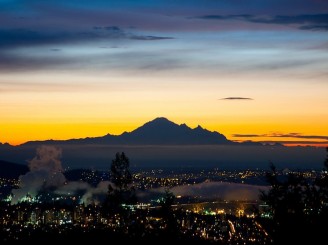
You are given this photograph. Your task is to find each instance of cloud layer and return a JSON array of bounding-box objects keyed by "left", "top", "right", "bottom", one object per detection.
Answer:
[
  {"left": 232, "top": 133, "right": 328, "bottom": 146},
  {"left": 197, "top": 13, "right": 328, "bottom": 31},
  {"left": 233, "top": 132, "right": 328, "bottom": 140},
  {"left": 1, "top": 0, "right": 328, "bottom": 74},
  {"left": 221, "top": 97, "right": 253, "bottom": 100}
]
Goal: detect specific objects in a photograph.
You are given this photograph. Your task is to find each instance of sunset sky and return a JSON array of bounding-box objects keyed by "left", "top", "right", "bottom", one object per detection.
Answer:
[{"left": 1, "top": 0, "right": 328, "bottom": 146}]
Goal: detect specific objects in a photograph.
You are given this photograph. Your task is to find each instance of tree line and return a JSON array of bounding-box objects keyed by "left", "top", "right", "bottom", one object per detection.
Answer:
[{"left": 260, "top": 147, "right": 328, "bottom": 244}]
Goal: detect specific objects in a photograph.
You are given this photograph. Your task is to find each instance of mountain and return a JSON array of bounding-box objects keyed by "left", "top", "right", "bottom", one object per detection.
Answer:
[
  {"left": 119, "top": 117, "right": 232, "bottom": 144},
  {"left": 0, "top": 118, "right": 324, "bottom": 170},
  {"left": 0, "top": 160, "right": 28, "bottom": 179},
  {"left": 22, "top": 117, "right": 237, "bottom": 146}
]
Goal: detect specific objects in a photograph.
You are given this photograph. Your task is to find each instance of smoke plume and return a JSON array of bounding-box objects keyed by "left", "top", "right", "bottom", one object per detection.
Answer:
[
  {"left": 11, "top": 146, "right": 112, "bottom": 205},
  {"left": 11, "top": 146, "right": 66, "bottom": 204}
]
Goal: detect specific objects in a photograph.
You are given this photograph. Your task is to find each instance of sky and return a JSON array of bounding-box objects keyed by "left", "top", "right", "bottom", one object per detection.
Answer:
[{"left": 0, "top": 0, "right": 328, "bottom": 146}]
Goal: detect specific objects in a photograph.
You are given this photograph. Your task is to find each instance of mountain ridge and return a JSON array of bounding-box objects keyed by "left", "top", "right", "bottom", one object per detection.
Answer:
[
  {"left": 1, "top": 118, "right": 324, "bottom": 171},
  {"left": 19, "top": 117, "right": 255, "bottom": 146}
]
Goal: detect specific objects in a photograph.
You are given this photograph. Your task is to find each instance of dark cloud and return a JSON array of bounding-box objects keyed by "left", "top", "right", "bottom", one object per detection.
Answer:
[
  {"left": 94, "top": 26, "right": 174, "bottom": 41},
  {"left": 233, "top": 133, "right": 328, "bottom": 145},
  {"left": 249, "top": 14, "right": 328, "bottom": 25},
  {"left": 0, "top": 26, "right": 174, "bottom": 49},
  {"left": 104, "top": 26, "right": 121, "bottom": 32},
  {"left": 92, "top": 26, "right": 125, "bottom": 38},
  {"left": 197, "top": 14, "right": 252, "bottom": 21},
  {"left": 0, "top": 26, "right": 174, "bottom": 71},
  {"left": 220, "top": 97, "right": 253, "bottom": 100},
  {"left": 0, "top": 29, "right": 64, "bottom": 48},
  {"left": 0, "top": 51, "right": 73, "bottom": 72},
  {"left": 270, "top": 133, "right": 328, "bottom": 140},
  {"left": 299, "top": 25, "right": 328, "bottom": 31},
  {"left": 232, "top": 133, "right": 328, "bottom": 140},
  {"left": 197, "top": 13, "right": 328, "bottom": 31},
  {"left": 256, "top": 59, "right": 317, "bottom": 71},
  {"left": 0, "top": 45, "right": 182, "bottom": 73},
  {"left": 130, "top": 35, "right": 173, "bottom": 41},
  {"left": 233, "top": 134, "right": 261, "bottom": 137},
  {"left": 263, "top": 140, "right": 328, "bottom": 145},
  {"left": 0, "top": 28, "right": 104, "bottom": 49}
]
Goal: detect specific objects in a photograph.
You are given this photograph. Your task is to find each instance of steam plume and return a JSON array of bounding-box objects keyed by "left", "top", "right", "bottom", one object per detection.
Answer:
[{"left": 11, "top": 146, "right": 66, "bottom": 204}]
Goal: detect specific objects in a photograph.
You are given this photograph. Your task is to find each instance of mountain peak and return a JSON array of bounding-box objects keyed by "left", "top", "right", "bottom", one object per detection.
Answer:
[
  {"left": 125, "top": 117, "right": 230, "bottom": 145},
  {"left": 149, "top": 117, "right": 172, "bottom": 124},
  {"left": 153, "top": 117, "right": 170, "bottom": 121},
  {"left": 180, "top": 123, "right": 190, "bottom": 129},
  {"left": 134, "top": 117, "right": 178, "bottom": 133}
]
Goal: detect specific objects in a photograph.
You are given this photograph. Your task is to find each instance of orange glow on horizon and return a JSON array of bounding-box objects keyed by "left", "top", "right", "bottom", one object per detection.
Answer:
[
  {"left": 1, "top": 120, "right": 327, "bottom": 147},
  {"left": 1, "top": 73, "right": 327, "bottom": 147}
]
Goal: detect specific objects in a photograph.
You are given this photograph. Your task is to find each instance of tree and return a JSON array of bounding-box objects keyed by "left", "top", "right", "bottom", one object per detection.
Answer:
[
  {"left": 103, "top": 152, "right": 137, "bottom": 216},
  {"left": 260, "top": 150, "right": 328, "bottom": 244},
  {"left": 111, "top": 152, "right": 132, "bottom": 190},
  {"left": 160, "top": 189, "right": 175, "bottom": 214},
  {"left": 260, "top": 164, "right": 307, "bottom": 244},
  {"left": 159, "top": 189, "right": 179, "bottom": 237}
]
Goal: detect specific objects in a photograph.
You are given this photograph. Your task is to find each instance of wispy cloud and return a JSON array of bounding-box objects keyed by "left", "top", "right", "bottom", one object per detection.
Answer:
[
  {"left": 0, "top": 26, "right": 174, "bottom": 72},
  {"left": 220, "top": 97, "right": 253, "bottom": 100},
  {"left": 299, "top": 25, "right": 328, "bottom": 31},
  {"left": 232, "top": 133, "right": 328, "bottom": 146},
  {"left": 130, "top": 35, "right": 173, "bottom": 41},
  {"left": 232, "top": 133, "right": 328, "bottom": 140},
  {"left": 271, "top": 133, "right": 328, "bottom": 140},
  {"left": 196, "top": 13, "right": 328, "bottom": 31},
  {"left": 233, "top": 134, "right": 260, "bottom": 137},
  {"left": 0, "top": 26, "right": 173, "bottom": 49},
  {"left": 50, "top": 48, "right": 61, "bottom": 52},
  {"left": 259, "top": 140, "right": 328, "bottom": 145},
  {"left": 93, "top": 26, "right": 174, "bottom": 41}
]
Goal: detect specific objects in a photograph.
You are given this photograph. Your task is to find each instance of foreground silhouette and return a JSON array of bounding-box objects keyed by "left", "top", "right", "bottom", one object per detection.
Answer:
[{"left": 260, "top": 148, "right": 328, "bottom": 244}]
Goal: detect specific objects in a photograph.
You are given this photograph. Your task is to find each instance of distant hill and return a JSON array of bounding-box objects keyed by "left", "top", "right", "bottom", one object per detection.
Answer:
[
  {"left": 0, "top": 160, "right": 28, "bottom": 179},
  {"left": 22, "top": 117, "right": 244, "bottom": 146}
]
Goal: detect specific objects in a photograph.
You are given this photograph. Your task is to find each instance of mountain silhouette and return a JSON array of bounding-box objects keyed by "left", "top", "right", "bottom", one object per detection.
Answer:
[
  {"left": 22, "top": 117, "right": 238, "bottom": 146},
  {"left": 3, "top": 118, "right": 322, "bottom": 171},
  {"left": 120, "top": 117, "right": 231, "bottom": 144}
]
